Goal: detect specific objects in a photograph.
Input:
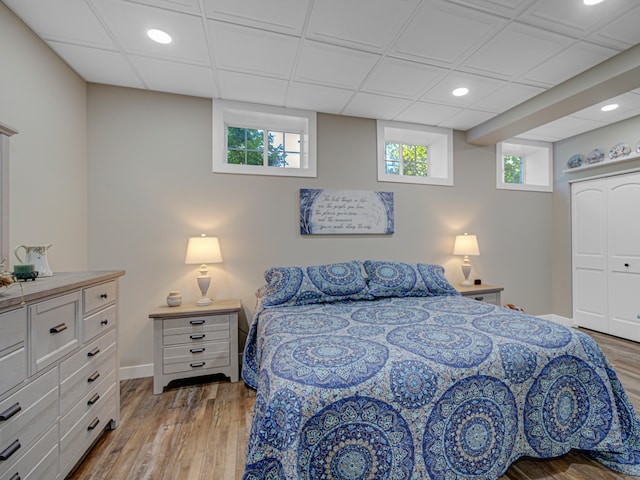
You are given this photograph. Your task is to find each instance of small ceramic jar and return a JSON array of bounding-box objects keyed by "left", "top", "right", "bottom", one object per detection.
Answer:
[{"left": 166, "top": 291, "right": 183, "bottom": 307}]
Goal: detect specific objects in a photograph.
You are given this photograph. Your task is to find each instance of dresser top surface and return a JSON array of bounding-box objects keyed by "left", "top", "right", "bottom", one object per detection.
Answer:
[{"left": 0, "top": 270, "right": 125, "bottom": 310}]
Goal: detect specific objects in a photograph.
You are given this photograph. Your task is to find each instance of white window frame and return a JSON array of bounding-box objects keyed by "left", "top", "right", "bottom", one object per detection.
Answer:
[
  {"left": 496, "top": 139, "right": 553, "bottom": 192},
  {"left": 213, "top": 99, "right": 316, "bottom": 178},
  {"left": 377, "top": 120, "right": 453, "bottom": 186}
]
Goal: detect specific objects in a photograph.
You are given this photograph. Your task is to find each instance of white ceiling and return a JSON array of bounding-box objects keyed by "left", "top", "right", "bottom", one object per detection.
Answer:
[{"left": 5, "top": 0, "right": 640, "bottom": 143}]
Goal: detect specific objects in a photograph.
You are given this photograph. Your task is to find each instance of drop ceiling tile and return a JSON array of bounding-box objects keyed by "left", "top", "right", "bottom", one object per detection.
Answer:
[
  {"left": 342, "top": 93, "right": 411, "bottom": 120},
  {"left": 517, "top": 0, "right": 636, "bottom": 37},
  {"left": 390, "top": 0, "right": 505, "bottom": 66},
  {"left": 126, "top": 0, "right": 201, "bottom": 15},
  {"left": 393, "top": 101, "right": 462, "bottom": 126},
  {"left": 438, "top": 108, "right": 496, "bottom": 130},
  {"left": 306, "top": 0, "right": 419, "bottom": 52},
  {"left": 47, "top": 41, "right": 145, "bottom": 88},
  {"left": 203, "top": 0, "right": 310, "bottom": 35},
  {"left": 130, "top": 55, "right": 216, "bottom": 98},
  {"left": 92, "top": 0, "right": 210, "bottom": 65},
  {"left": 472, "top": 83, "right": 544, "bottom": 112},
  {"left": 571, "top": 92, "right": 640, "bottom": 122},
  {"left": 294, "top": 41, "right": 380, "bottom": 89},
  {"left": 590, "top": 5, "right": 640, "bottom": 50},
  {"left": 522, "top": 115, "right": 606, "bottom": 142},
  {"left": 209, "top": 22, "right": 299, "bottom": 78},
  {"left": 3, "top": 0, "right": 115, "bottom": 48},
  {"left": 521, "top": 41, "right": 619, "bottom": 86},
  {"left": 285, "top": 83, "right": 353, "bottom": 114},
  {"left": 447, "top": 0, "right": 535, "bottom": 18},
  {"left": 422, "top": 71, "right": 507, "bottom": 107},
  {"left": 463, "top": 22, "right": 574, "bottom": 80},
  {"left": 218, "top": 71, "right": 288, "bottom": 106},
  {"left": 362, "top": 58, "right": 447, "bottom": 98}
]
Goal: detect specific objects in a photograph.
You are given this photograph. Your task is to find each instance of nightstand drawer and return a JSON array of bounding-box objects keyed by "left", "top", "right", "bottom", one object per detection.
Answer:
[
  {"left": 468, "top": 292, "right": 499, "bottom": 305},
  {"left": 163, "top": 315, "right": 230, "bottom": 346},
  {"left": 163, "top": 341, "right": 230, "bottom": 374}
]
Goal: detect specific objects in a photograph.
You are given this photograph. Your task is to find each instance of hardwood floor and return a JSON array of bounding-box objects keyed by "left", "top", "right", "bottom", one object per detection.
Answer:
[{"left": 69, "top": 328, "right": 640, "bottom": 480}]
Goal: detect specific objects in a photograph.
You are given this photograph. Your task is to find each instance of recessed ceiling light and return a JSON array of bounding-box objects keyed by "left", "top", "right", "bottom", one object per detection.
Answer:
[
  {"left": 147, "top": 29, "right": 172, "bottom": 44},
  {"left": 601, "top": 103, "right": 619, "bottom": 112},
  {"left": 583, "top": 0, "right": 604, "bottom": 5},
  {"left": 452, "top": 87, "right": 469, "bottom": 97}
]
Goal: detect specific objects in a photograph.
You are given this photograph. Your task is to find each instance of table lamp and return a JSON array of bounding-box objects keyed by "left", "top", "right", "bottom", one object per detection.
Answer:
[
  {"left": 453, "top": 233, "right": 479, "bottom": 287},
  {"left": 185, "top": 234, "right": 223, "bottom": 306}
]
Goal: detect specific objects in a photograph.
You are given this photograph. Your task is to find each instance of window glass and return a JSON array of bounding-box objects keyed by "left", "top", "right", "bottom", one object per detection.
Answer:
[{"left": 503, "top": 155, "right": 523, "bottom": 184}]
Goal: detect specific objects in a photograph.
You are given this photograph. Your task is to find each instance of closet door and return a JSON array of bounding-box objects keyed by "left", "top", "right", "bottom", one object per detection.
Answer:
[
  {"left": 572, "top": 179, "right": 608, "bottom": 333},
  {"left": 607, "top": 172, "right": 640, "bottom": 341}
]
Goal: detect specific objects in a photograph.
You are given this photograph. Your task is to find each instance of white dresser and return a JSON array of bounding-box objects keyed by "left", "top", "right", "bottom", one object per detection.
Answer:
[{"left": 0, "top": 271, "right": 124, "bottom": 480}]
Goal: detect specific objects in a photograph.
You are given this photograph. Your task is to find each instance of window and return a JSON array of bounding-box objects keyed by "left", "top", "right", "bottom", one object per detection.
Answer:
[
  {"left": 213, "top": 99, "right": 316, "bottom": 177},
  {"left": 377, "top": 120, "right": 453, "bottom": 186},
  {"left": 496, "top": 139, "right": 552, "bottom": 192}
]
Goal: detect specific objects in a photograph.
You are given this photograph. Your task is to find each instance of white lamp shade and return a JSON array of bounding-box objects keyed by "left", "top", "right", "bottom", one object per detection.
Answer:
[
  {"left": 185, "top": 236, "right": 223, "bottom": 264},
  {"left": 453, "top": 233, "right": 480, "bottom": 256}
]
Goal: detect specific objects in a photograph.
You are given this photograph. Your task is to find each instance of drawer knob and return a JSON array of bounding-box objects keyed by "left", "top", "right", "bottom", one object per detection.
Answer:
[
  {"left": 87, "top": 393, "right": 100, "bottom": 406},
  {"left": 190, "top": 334, "right": 206, "bottom": 340},
  {"left": 87, "top": 371, "right": 100, "bottom": 383},
  {"left": 49, "top": 323, "right": 68, "bottom": 334},
  {"left": 190, "top": 347, "right": 206, "bottom": 354},
  {"left": 474, "top": 296, "right": 484, "bottom": 301},
  {"left": 0, "top": 403, "right": 21, "bottom": 421},
  {"left": 0, "top": 439, "right": 21, "bottom": 461},
  {"left": 190, "top": 362, "right": 206, "bottom": 368},
  {"left": 87, "top": 347, "right": 100, "bottom": 357},
  {"left": 100, "top": 319, "right": 109, "bottom": 326},
  {"left": 190, "top": 319, "right": 205, "bottom": 325},
  {"left": 87, "top": 417, "right": 100, "bottom": 431},
  {"left": 100, "top": 293, "right": 108, "bottom": 299}
]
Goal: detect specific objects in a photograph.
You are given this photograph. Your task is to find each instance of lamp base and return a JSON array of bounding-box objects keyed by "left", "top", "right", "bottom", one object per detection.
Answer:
[
  {"left": 460, "top": 263, "right": 472, "bottom": 287},
  {"left": 196, "top": 296, "right": 212, "bottom": 306},
  {"left": 460, "top": 279, "right": 473, "bottom": 287}
]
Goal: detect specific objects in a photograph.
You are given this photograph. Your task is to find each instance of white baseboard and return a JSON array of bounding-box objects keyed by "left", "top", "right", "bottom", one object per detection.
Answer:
[
  {"left": 537, "top": 314, "right": 574, "bottom": 327},
  {"left": 120, "top": 363, "right": 153, "bottom": 380}
]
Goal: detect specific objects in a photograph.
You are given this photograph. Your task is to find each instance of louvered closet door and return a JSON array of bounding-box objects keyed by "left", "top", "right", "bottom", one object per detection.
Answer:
[
  {"left": 607, "top": 172, "right": 640, "bottom": 341},
  {"left": 572, "top": 178, "right": 608, "bottom": 333}
]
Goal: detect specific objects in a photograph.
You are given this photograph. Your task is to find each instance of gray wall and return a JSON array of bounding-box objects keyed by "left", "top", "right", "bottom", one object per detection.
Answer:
[
  {"left": 88, "top": 84, "right": 553, "bottom": 373},
  {"left": 553, "top": 115, "right": 640, "bottom": 317}
]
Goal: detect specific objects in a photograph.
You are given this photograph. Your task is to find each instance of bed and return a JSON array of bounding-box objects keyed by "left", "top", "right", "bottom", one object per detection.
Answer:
[{"left": 241, "top": 260, "right": 640, "bottom": 480}]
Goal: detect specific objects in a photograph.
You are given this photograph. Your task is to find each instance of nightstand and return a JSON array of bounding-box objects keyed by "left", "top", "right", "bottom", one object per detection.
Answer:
[
  {"left": 149, "top": 299, "right": 241, "bottom": 394},
  {"left": 457, "top": 284, "right": 504, "bottom": 306}
]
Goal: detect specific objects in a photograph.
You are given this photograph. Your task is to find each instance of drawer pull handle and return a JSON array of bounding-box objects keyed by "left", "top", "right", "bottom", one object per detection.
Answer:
[
  {"left": 190, "top": 334, "right": 206, "bottom": 340},
  {"left": 88, "top": 371, "right": 100, "bottom": 383},
  {"left": 190, "top": 362, "right": 206, "bottom": 368},
  {"left": 88, "top": 393, "right": 100, "bottom": 405},
  {"left": 101, "top": 319, "right": 109, "bottom": 326},
  {"left": 190, "top": 347, "right": 206, "bottom": 353},
  {"left": 9, "top": 473, "right": 20, "bottom": 480},
  {"left": 190, "top": 319, "right": 206, "bottom": 325},
  {"left": 0, "top": 403, "right": 21, "bottom": 421},
  {"left": 50, "top": 323, "right": 67, "bottom": 334},
  {"left": 88, "top": 347, "right": 100, "bottom": 357},
  {"left": 100, "top": 293, "right": 108, "bottom": 299},
  {"left": 474, "top": 296, "right": 484, "bottom": 301},
  {"left": 87, "top": 417, "right": 100, "bottom": 431},
  {"left": 0, "top": 440, "right": 20, "bottom": 461}
]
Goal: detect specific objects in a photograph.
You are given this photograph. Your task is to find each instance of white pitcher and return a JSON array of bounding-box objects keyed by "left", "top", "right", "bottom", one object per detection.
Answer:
[{"left": 14, "top": 244, "right": 53, "bottom": 277}]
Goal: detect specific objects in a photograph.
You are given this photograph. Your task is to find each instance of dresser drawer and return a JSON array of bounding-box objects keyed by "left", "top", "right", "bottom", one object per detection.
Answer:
[
  {"left": 29, "top": 292, "right": 81, "bottom": 375},
  {"left": 83, "top": 304, "right": 117, "bottom": 343},
  {"left": 0, "top": 368, "right": 58, "bottom": 465},
  {"left": 163, "top": 315, "right": 230, "bottom": 346},
  {"left": 163, "top": 341, "right": 230, "bottom": 374},
  {"left": 60, "top": 329, "right": 116, "bottom": 415},
  {"left": 60, "top": 389, "right": 116, "bottom": 475},
  {"left": 60, "top": 371, "right": 116, "bottom": 437},
  {"left": 83, "top": 281, "right": 116, "bottom": 315},
  {"left": 0, "top": 423, "right": 58, "bottom": 480},
  {"left": 0, "top": 308, "right": 26, "bottom": 353},
  {"left": 0, "top": 347, "right": 26, "bottom": 395}
]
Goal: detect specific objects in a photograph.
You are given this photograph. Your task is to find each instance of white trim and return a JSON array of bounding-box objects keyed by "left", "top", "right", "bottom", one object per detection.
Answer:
[
  {"left": 213, "top": 99, "right": 316, "bottom": 178},
  {"left": 120, "top": 363, "right": 153, "bottom": 380},
  {"left": 377, "top": 120, "right": 453, "bottom": 186},
  {"left": 537, "top": 313, "right": 574, "bottom": 327}
]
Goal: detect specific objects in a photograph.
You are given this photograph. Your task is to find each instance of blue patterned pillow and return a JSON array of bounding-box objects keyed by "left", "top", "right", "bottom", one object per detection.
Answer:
[
  {"left": 257, "top": 261, "right": 371, "bottom": 307},
  {"left": 363, "top": 261, "right": 459, "bottom": 298}
]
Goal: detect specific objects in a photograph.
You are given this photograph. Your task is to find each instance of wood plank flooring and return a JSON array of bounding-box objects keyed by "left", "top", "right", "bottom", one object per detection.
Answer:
[{"left": 69, "top": 328, "right": 640, "bottom": 480}]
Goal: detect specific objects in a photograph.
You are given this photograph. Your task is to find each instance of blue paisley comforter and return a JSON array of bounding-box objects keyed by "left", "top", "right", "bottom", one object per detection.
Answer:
[{"left": 242, "top": 296, "right": 640, "bottom": 479}]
